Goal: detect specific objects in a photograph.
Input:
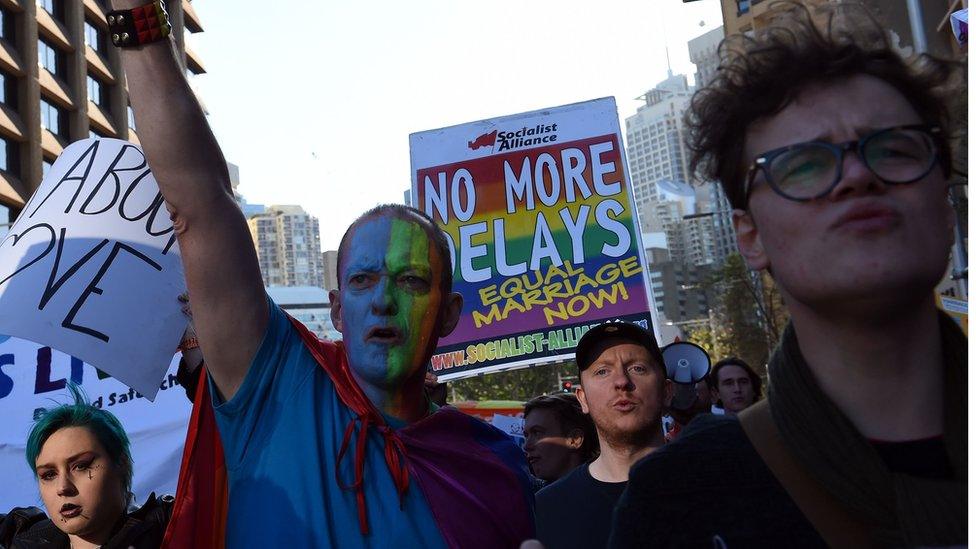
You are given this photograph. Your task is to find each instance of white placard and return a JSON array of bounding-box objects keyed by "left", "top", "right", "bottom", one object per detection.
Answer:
[
  {"left": 490, "top": 413, "right": 525, "bottom": 447},
  {"left": 0, "top": 138, "right": 186, "bottom": 400},
  {"left": 0, "top": 335, "right": 191, "bottom": 511}
]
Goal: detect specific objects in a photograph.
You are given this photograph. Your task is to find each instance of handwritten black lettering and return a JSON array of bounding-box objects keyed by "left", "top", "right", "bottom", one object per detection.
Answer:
[
  {"left": 29, "top": 141, "right": 100, "bottom": 218},
  {"left": 78, "top": 144, "right": 141, "bottom": 215},
  {"left": 0, "top": 223, "right": 57, "bottom": 287},
  {"left": 39, "top": 228, "right": 110, "bottom": 310},
  {"left": 62, "top": 242, "right": 162, "bottom": 342}
]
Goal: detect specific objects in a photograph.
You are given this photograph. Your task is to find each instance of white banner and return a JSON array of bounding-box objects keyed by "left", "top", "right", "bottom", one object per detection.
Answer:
[
  {"left": 0, "top": 138, "right": 187, "bottom": 400},
  {"left": 0, "top": 335, "right": 191, "bottom": 511}
]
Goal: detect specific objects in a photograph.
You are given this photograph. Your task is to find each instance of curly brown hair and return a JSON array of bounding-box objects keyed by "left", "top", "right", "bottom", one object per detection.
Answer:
[{"left": 686, "top": 1, "right": 965, "bottom": 210}]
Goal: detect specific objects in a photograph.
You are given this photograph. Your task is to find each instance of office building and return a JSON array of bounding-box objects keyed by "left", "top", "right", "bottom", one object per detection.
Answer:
[
  {"left": 688, "top": 26, "right": 737, "bottom": 262},
  {"left": 247, "top": 204, "right": 324, "bottom": 288},
  {"left": 0, "top": 0, "right": 205, "bottom": 228},
  {"left": 624, "top": 73, "right": 695, "bottom": 210},
  {"left": 639, "top": 180, "right": 718, "bottom": 268},
  {"left": 647, "top": 258, "right": 712, "bottom": 323},
  {"left": 687, "top": 26, "right": 724, "bottom": 88}
]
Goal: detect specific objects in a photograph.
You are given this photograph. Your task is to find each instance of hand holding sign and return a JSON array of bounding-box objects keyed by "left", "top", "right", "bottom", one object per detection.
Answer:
[{"left": 0, "top": 138, "right": 187, "bottom": 400}]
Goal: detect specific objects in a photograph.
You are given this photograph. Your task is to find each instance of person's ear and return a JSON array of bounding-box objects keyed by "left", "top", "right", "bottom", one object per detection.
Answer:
[
  {"left": 567, "top": 428, "right": 584, "bottom": 450},
  {"left": 438, "top": 292, "right": 464, "bottom": 337},
  {"left": 575, "top": 385, "right": 590, "bottom": 414},
  {"left": 733, "top": 209, "right": 770, "bottom": 271},
  {"left": 329, "top": 289, "right": 343, "bottom": 332}
]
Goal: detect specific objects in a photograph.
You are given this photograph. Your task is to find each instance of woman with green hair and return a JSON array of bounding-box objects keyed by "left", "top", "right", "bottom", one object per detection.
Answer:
[{"left": 0, "top": 384, "right": 172, "bottom": 548}]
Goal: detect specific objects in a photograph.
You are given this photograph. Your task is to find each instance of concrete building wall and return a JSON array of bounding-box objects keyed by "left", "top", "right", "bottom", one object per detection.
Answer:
[
  {"left": 688, "top": 26, "right": 724, "bottom": 88},
  {"left": 322, "top": 249, "right": 338, "bottom": 291},
  {"left": 0, "top": 0, "right": 206, "bottom": 222}
]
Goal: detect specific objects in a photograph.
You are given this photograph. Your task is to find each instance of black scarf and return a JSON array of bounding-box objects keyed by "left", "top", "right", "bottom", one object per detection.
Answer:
[{"left": 767, "top": 313, "right": 967, "bottom": 547}]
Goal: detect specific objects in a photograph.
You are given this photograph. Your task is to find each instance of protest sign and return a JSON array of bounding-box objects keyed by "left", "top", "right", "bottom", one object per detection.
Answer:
[
  {"left": 411, "top": 98, "right": 657, "bottom": 380},
  {"left": 0, "top": 138, "right": 186, "bottom": 399},
  {"left": 490, "top": 413, "right": 525, "bottom": 447},
  {"left": 0, "top": 335, "right": 190, "bottom": 510},
  {"left": 937, "top": 294, "right": 967, "bottom": 336}
]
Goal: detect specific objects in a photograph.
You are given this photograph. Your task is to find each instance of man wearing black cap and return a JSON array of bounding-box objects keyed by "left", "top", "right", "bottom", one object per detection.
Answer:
[{"left": 534, "top": 322, "right": 671, "bottom": 549}]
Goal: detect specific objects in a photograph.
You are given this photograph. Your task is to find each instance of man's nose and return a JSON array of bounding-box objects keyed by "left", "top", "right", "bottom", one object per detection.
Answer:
[
  {"left": 370, "top": 276, "right": 397, "bottom": 315},
  {"left": 612, "top": 370, "right": 635, "bottom": 390}
]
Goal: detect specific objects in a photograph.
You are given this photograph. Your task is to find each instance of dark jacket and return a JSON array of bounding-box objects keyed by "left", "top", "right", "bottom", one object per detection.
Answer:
[{"left": 0, "top": 493, "right": 173, "bottom": 549}]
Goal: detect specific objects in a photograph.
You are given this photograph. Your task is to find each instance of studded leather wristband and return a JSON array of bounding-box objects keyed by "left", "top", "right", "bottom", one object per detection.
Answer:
[{"left": 107, "top": 0, "right": 172, "bottom": 48}]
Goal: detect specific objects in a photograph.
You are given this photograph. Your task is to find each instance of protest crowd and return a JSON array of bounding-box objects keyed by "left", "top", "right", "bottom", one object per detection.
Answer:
[{"left": 0, "top": 1, "right": 967, "bottom": 547}]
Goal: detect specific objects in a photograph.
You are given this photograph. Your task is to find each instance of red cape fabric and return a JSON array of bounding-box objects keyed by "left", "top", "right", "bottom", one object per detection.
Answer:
[{"left": 161, "top": 314, "right": 533, "bottom": 548}]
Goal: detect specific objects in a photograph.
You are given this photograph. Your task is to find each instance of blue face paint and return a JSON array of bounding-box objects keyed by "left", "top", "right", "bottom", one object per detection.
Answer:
[{"left": 337, "top": 215, "right": 443, "bottom": 390}]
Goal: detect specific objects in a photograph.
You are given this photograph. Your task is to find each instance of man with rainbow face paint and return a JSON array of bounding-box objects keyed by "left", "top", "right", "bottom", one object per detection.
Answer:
[{"left": 107, "top": 1, "right": 535, "bottom": 546}]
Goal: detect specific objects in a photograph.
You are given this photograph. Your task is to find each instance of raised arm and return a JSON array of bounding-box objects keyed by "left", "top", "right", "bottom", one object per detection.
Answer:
[{"left": 112, "top": 0, "right": 267, "bottom": 400}]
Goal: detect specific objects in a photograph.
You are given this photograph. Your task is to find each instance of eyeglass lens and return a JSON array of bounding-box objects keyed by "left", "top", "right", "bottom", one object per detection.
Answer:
[{"left": 765, "top": 128, "right": 936, "bottom": 200}]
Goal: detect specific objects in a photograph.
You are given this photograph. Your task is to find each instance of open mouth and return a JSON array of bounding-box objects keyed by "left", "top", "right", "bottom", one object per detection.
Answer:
[
  {"left": 366, "top": 326, "right": 402, "bottom": 345},
  {"left": 60, "top": 503, "right": 82, "bottom": 518}
]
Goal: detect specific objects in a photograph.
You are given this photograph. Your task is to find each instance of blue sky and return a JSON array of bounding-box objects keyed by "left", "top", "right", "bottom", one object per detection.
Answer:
[{"left": 191, "top": 0, "right": 722, "bottom": 250}]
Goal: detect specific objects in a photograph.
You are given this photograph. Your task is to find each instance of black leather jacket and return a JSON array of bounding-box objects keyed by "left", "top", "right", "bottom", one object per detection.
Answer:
[{"left": 0, "top": 493, "right": 173, "bottom": 549}]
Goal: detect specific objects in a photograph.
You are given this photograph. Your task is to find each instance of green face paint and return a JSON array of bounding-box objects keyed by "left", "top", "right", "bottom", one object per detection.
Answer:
[{"left": 384, "top": 218, "right": 443, "bottom": 384}]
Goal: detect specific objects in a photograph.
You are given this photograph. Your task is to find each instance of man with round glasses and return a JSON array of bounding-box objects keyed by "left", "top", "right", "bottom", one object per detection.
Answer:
[{"left": 609, "top": 3, "right": 966, "bottom": 547}]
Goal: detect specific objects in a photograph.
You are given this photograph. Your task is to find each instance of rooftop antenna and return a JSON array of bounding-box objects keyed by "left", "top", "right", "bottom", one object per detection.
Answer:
[{"left": 661, "top": 14, "right": 673, "bottom": 78}]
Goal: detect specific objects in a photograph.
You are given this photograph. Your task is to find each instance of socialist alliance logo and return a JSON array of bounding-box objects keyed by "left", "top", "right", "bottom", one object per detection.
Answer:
[{"left": 466, "top": 124, "right": 559, "bottom": 152}]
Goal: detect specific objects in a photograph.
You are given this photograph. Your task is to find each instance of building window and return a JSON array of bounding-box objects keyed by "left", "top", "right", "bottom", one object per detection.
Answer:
[
  {"left": 87, "top": 74, "right": 106, "bottom": 107},
  {"left": 0, "top": 7, "right": 14, "bottom": 43},
  {"left": 0, "top": 69, "right": 15, "bottom": 107},
  {"left": 40, "top": 98, "right": 67, "bottom": 137},
  {"left": 737, "top": 0, "right": 750, "bottom": 15},
  {"left": 0, "top": 135, "right": 17, "bottom": 175},
  {"left": 84, "top": 21, "right": 105, "bottom": 54},
  {"left": 39, "top": 0, "right": 64, "bottom": 22},
  {"left": 37, "top": 39, "right": 63, "bottom": 77},
  {"left": 127, "top": 104, "right": 136, "bottom": 131}
]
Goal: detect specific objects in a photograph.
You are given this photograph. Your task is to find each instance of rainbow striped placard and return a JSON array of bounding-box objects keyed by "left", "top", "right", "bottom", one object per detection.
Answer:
[{"left": 410, "top": 98, "right": 657, "bottom": 380}]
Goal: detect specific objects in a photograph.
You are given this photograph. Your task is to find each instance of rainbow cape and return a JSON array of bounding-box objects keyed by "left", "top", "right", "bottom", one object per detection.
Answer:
[{"left": 162, "top": 315, "right": 534, "bottom": 548}]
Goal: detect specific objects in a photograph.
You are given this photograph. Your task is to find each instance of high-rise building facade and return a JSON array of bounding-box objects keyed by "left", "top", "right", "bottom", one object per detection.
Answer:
[
  {"left": 688, "top": 26, "right": 737, "bottom": 263},
  {"left": 688, "top": 26, "right": 724, "bottom": 88},
  {"left": 639, "top": 182, "right": 718, "bottom": 268},
  {"left": 247, "top": 205, "right": 324, "bottom": 288},
  {"left": 0, "top": 0, "right": 205, "bottom": 231},
  {"left": 624, "top": 73, "right": 695, "bottom": 210},
  {"left": 322, "top": 249, "right": 337, "bottom": 291}
]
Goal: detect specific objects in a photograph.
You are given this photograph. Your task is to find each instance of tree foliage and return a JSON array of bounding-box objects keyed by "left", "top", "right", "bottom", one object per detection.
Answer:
[
  {"left": 687, "top": 254, "right": 790, "bottom": 374},
  {"left": 447, "top": 361, "right": 578, "bottom": 402}
]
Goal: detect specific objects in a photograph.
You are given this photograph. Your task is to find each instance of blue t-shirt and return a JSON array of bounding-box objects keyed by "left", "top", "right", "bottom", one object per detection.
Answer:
[{"left": 210, "top": 299, "right": 447, "bottom": 548}]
